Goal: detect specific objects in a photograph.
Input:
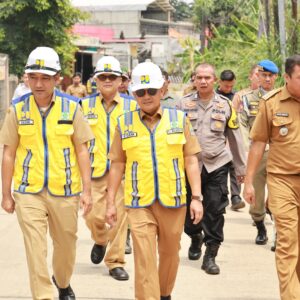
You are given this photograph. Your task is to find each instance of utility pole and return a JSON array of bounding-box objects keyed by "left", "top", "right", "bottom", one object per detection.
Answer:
[{"left": 278, "top": 0, "right": 286, "bottom": 69}]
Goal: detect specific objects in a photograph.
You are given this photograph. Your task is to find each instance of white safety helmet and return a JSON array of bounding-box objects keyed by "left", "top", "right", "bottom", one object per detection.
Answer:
[
  {"left": 25, "top": 47, "right": 61, "bottom": 76},
  {"left": 131, "top": 62, "right": 164, "bottom": 92},
  {"left": 94, "top": 56, "right": 122, "bottom": 77}
]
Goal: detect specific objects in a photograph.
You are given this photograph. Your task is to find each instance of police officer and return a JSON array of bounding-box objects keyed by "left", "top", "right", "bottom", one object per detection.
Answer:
[
  {"left": 106, "top": 62, "right": 203, "bottom": 300},
  {"left": 243, "top": 54, "right": 300, "bottom": 300},
  {"left": 216, "top": 69, "right": 245, "bottom": 211},
  {"left": 239, "top": 60, "right": 278, "bottom": 246},
  {"left": 0, "top": 47, "right": 93, "bottom": 300},
  {"left": 177, "top": 63, "right": 246, "bottom": 274},
  {"left": 81, "top": 56, "right": 137, "bottom": 281},
  {"left": 160, "top": 69, "right": 177, "bottom": 108}
]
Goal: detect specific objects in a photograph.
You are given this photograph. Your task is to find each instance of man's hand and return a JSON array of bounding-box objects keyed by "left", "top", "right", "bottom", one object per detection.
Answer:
[
  {"left": 243, "top": 182, "right": 255, "bottom": 205},
  {"left": 237, "top": 175, "right": 245, "bottom": 184},
  {"left": 106, "top": 203, "right": 117, "bottom": 227},
  {"left": 1, "top": 194, "right": 15, "bottom": 214},
  {"left": 190, "top": 200, "right": 203, "bottom": 224},
  {"left": 80, "top": 191, "right": 92, "bottom": 216}
]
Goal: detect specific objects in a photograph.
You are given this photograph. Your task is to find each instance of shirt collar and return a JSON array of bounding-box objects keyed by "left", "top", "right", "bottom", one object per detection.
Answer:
[
  {"left": 280, "top": 85, "right": 294, "bottom": 101},
  {"left": 100, "top": 92, "right": 121, "bottom": 104},
  {"left": 140, "top": 106, "right": 163, "bottom": 120}
]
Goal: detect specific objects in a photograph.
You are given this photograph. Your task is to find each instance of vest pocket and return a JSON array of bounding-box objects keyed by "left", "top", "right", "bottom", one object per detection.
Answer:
[
  {"left": 18, "top": 125, "right": 36, "bottom": 146},
  {"left": 55, "top": 124, "right": 74, "bottom": 147}
]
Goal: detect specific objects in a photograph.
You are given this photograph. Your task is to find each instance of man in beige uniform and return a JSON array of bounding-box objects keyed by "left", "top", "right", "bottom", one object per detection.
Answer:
[
  {"left": 244, "top": 54, "right": 300, "bottom": 300},
  {"left": 82, "top": 56, "right": 137, "bottom": 280},
  {"left": 0, "top": 47, "right": 93, "bottom": 300},
  {"left": 66, "top": 72, "right": 87, "bottom": 98},
  {"left": 177, "top": 63, "right": 246, "bottom": 274},
  {"left": 106, "top": 62, "right": 203, "bottom": 300},
  {"left": 239, "top": 60, "right": 278, "bottom": 246}
]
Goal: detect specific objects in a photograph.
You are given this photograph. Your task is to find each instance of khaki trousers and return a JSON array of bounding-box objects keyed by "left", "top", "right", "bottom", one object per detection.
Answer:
[
  {"left": 128, "top": 200, "right": 186, "bottom": 300},
  {"left": 267, "top": 173, "right": 300, "bottom": 300},
  {"left": 249, "top": 151, "right": 268, "bottom": 221},
  {"left": 85, "top": 174, "right": 127, "bottom": 269},
  {"left": 14, "top": 189, "right": 79, "bottom": 300}
]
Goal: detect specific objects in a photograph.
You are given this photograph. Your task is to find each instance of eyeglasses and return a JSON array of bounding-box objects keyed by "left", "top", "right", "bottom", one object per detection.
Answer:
[
  {"left": 121, "top": 77, "right": 129, "bottom": 82},
  {"left": 97, "top": 74, "right": 118, "bottom": 81},
  {"left": 135, "top": 88, "right": 158, "bottom": 97}
]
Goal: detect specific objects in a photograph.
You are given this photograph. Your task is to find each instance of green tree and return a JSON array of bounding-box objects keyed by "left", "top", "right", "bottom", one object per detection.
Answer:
[
  {"left": 170, "top": 0, "right": 194, "bottom": 21},
  {"left": 0, "top": 0, "right": 86, "bottom": 77}
]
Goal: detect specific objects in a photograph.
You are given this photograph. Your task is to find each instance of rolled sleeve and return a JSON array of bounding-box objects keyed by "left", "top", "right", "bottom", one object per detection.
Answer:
[
  {"left": 108, "top": 126, "right": 126, "bottom": 163},
  {"left": 183, "top": 117, "right": 201, "bottom": 157},
  {"left": 72, "top": 106, "right": 94, "bottom": 145},
  {"left": 250, "top": 100, "right": 270, "bottom": 143},
  {"left": 0, "top": 107, "right": 19, "bottom": 149}
]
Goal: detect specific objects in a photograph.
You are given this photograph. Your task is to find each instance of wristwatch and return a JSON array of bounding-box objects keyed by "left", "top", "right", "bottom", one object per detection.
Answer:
[{"left": 191, "top": 195, "right": 202, "bottom": 201}]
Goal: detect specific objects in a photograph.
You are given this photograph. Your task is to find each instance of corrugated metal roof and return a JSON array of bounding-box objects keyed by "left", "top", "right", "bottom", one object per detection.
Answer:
[{"left": 72, "top": 0, "right": 174, "bottom": 12}]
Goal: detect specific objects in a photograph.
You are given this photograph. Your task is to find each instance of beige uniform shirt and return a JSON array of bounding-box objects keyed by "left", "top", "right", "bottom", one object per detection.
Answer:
[
  {"left": 176, "top": 91, "right": 246, "bottom": 176},
  {"left": 109, "top": 107, "right": 201, "bottom": 163},
  {"left": 250, "top": 86, "right": 300, "bottom": 174},
  {"left": 66, "top": 83, "right": 87, "bottom": 98},
  {"left": 0, "top": 95, "right": 94, "bottom": 149}
]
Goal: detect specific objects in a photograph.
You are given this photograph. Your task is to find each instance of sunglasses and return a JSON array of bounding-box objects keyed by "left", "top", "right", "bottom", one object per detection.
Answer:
[
  {"left": 98, "top": 74, "right": 118, "bottom": 81},
  {"left": 135, "top": 88, "right": 158, "bottom": 97}
]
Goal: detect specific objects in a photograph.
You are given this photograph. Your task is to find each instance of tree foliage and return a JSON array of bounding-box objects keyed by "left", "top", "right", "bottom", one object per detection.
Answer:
[
  {"left": 170, "top": 0, "right": 194, "bottom": 21},
  {"left": 0, "top": 0, "right": 86, "bottom": 77}
]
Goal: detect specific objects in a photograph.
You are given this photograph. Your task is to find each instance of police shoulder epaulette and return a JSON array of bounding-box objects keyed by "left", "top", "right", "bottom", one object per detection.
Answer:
[
  {"left": 183, "top": 91, "right": 196, "bottom": 98},
  {"left": 262, "top": 88, "right": 282, "bottom": 101}
]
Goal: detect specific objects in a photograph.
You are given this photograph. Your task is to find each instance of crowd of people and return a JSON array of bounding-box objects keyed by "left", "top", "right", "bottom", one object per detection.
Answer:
[{"left": 1, "top": 46, "right": 300, "bottom": 300}]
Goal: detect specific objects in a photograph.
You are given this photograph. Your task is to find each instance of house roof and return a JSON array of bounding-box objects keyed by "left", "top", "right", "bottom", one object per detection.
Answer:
[{"left": 72, "top": 0, "right": 174, "bottom": 12}]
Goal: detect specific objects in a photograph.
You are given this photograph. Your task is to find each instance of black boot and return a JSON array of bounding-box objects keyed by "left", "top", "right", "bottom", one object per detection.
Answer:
[
  {"left": 161, "top": 296, "right": 171, "bottom": 300},
  {"left": 188, "top": 233, "right": 203, "bottom": 260},
  {"left": 52, "top": 276, "right": 76, "bottom": 300},
  {"left": 255, "top": 220, "right": 268, "bottom": 245},
  {"left": 201, "top": 244, "right": 220, "bottom": 275},
  {"left": 125, "top": 228, "right": 132, "bottom": 254}
]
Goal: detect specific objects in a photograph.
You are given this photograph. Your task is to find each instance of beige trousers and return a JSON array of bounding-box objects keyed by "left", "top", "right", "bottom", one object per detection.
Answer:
[
  {"left": 14, "top": 189, "right": 79, "bottom": 300},
  {"left": 249, "top": 151, "right": 268, "bottom": 221},
  {"left": 85, "top": 174, "right": 127, "bottom": 269},
  {"left": 268, "top": 173, "right": 300, "bottom": 300},
  {"left": 128, "top": 200, "right": 186, "bottom": 300}
]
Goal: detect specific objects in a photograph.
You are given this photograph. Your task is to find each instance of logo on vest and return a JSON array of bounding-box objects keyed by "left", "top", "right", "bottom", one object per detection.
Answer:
[{"left": 122, "top": 130, "right": 138, "bottom": 139}]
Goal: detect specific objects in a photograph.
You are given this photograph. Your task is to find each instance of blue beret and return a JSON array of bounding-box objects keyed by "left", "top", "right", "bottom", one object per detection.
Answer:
[{"left": 257, "top": 60, "right": 279, "bottom": 74}]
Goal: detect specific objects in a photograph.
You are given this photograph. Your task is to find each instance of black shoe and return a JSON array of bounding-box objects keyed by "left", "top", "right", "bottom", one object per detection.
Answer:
[
  {"left": 109, "top": 267, "right": 129, "bottom": 281},
  {"left": 230, "top": 195, "right": 245, "bottom": 211},
  {"left": 188, "top": 233, "right": 203, "bottom": 260},
  {"left": 52, "top": 276, "right": 75, "bottom": 300},
  {"left": 90, "top": 243, "right": 106, "bottom": 264},
  {"left": 255, "top": 221, "right": 268, "bottom": 245},
  {"left": 161, "top": 296, "right": 171, "bottom": 300},
  {"left": 125, "top": 229, "right": 132, "bottom": 254},
  {"left": 201, "top": 244, "right": 220, "bottom": 275}
]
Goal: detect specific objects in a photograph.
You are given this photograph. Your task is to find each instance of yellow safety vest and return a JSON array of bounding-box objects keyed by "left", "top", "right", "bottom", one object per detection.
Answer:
[
  {"left": 13, "top": 91, "right": 81, "bottom": 196},
  {"left": 118, "top": 108, "right": 187, "bottom": 208},
  {"left": 81, "top": 93, "right": 137, "bottom": 178}
]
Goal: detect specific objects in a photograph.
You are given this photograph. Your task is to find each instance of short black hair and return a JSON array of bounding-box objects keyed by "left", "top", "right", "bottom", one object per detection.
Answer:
[
  {"left": 285, "top": 54, "right": 300, "bottom": 76},
  {"left": 72, "top": 72, "right": 82, "bottom": 79},
  {"left": 220, "top": 70, "right": 236, "bottom": 81}
]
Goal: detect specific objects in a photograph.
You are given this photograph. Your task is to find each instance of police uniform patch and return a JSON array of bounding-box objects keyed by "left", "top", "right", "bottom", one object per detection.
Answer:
[{"left": 185, "top": 101, "right": 197, "bottom": 108}]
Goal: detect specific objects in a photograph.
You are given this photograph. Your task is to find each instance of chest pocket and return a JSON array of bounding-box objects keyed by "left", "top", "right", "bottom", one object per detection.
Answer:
[
  {"left": 55, "top": 124, "right": 74, "bottom": 147},
  {"left": 272, "top": 116, "right": 293, "bottom": 139},
  {"left": 18, "top": 125, "right": 36, "bottom": 147},
  {"left": 185, "top": 110, "right": 198, "bottom": 131},
  {"left": 166, "top": 132, "right": 186, "bottom": 145},
  {"left": 210, "top": 112, "right": 226, "bottom": 132}
]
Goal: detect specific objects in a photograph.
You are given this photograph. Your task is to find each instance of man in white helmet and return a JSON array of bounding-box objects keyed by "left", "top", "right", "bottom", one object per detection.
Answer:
[
  {"left": 106, "top": 61, "right": 203, "bottom": 300},
  {"left": 0, "top": 46, "right": 94, "bottom": 300},
  {"left": 81, "top": 56, "right": 137, "bottom": 281}
]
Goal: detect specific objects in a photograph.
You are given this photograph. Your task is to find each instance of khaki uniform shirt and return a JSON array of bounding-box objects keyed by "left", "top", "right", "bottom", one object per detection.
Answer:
[
  {"left": 66, "top": 83, "right": 87, "bottom": 98},
  {"left": 239, "top": 87, "right": 269, "bottom": 151},
  {"left": 109, "top": 107, "right": 201, "bottom": 163},
  {"left": 0, "top": 94, "right": 94, "bottom": 149},
  {"left": 232, "top": 87, "right": 252, "bottom": 112},
  {"left": 250, "top": 86, "right": 300, "bottom": 174},
  {"left": 160, "top": 93, "right": 177, "bottom": 109},
  {"left": 176, "top": 91, "right": 246, "bottom": 176}
]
